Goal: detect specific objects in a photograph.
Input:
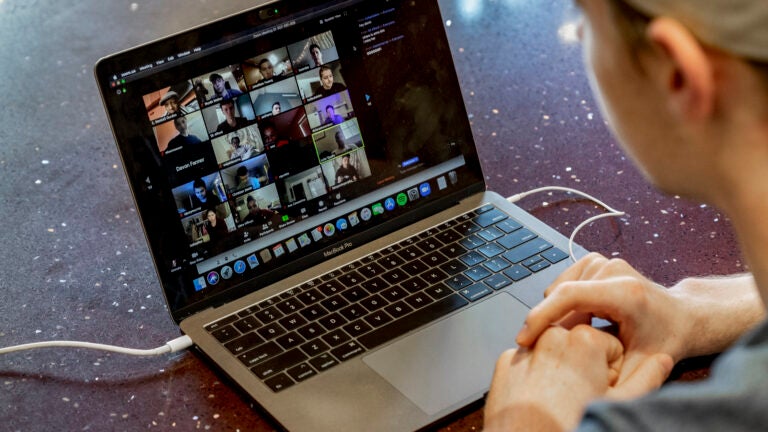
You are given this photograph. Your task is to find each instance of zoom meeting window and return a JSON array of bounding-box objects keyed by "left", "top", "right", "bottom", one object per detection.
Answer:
[{"left": 104, "top": 0, "right": 477, "bottom": 313}]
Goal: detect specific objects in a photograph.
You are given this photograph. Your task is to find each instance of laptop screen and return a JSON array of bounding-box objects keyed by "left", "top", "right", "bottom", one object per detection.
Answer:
[{"left": 96, "top": 0, "right": 485, "bottom": 322}]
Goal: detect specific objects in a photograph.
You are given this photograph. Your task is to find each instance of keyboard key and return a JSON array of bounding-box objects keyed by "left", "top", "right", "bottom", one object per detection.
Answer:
[
  {"left": 440, "top": 243, "right": 467, "bottom": 258},
  {"left": 382, "top": 268, "right": 408, "bottom": 285},
  {"left": 460, "top": 251, "right": 486, "bottom": 266},
  {"left": 473, "top": 208, "right": 508, "bottom": 227},
  {"left": 445, "top": 274, "right": 473, "bottom": 291},
  {"left": 402, "top": 260, "right": 429, "bottom": 275},
  {"left": 225, "top": 331, "right": 265, "bottom": 355},
  {"left": 498, "top": 229, "right": 537, "bottom": 250},
  {"left": 238, "top": 341, "right": 282, "bottom": 368},
  {"left": 440, "top": 259, "right": 468, "bottom": 276},
  {"left": 397, "top": 246, "right": 423, "bottom": 261},
  {"left": 478, "top": 242, "right": 505, "bottom": 258},
  {"left": 211, "top": 325, "right": 239, "bottom": 343},
  {"left": 459, "top": 284, "right": 493, "bottom": 302},
  {"left": 362, "top": 276, "right": 388, "bottom": 293},
  {"left": 233, "top": 316, "right": 260, "bottom": 334},
  {"left": 364, "top": 310, "right": 394, "bottom": 328},
  {"left": 465, "top": 266, "right": 492, "bottom": 282},
  {"left": 416, "top": 237, "right": 443, "bottom": 253},
  {"left": 421, "top": 269, "right": 447, "bottom": 285},
  {"left": 320, "top": 295, "right": 349, "bottom": 312},
  {"left": 483, "top": 256, "right": 511, "bottom": 273},
  {"left": 421, "top": 250, "right": 449, "bottom": 267},
  {"left": 276, "top": 332, "right": 306, "bottom": 350},
  {"left": 436, "top": 229, "right": 462, "bottom": 244},
  {"left": 286, "top": 363, "right": 317, "bottom": 382},
  {"left": 309, "top": 353, "right": 339, "bottom": 372},
  {"left": 300, "top": 338, "right": 330, "bottom": 357},
  {"left": 257, "top": 322, "right": 287, "bottom": 340},
  {"left": 528, "top": 260, "right": 552, "bottom": 272},
  {"left": 252, "top": 348, "right": 308, "bottom": 379},
  {"left": 381, "top": 286, "right": 409, "bottom": 302},
  {"left": 341, "top": 286, "right": 368, "bottom": 303},
  {"left": 279, "top": 313, "right": 308, "bottom": 331},
  {"left": 400, "top": 276, "right": 429, "bottom": 293},
  {"left": 542, "top": 247, "right": 569, "bottom": 264},
  {"left": 404, "top": 292, "right": 435, "bottom": 310},
  {"left": 264, "top": 373, "right": 294, "bottom": 392},
  {"left": 385, "top": 301, "right": 414, "bottom": 318},
  {"left": 300, "top": 304, "right": 329, "bottom": 321},
  {"left": 381, "top": 254, "right": 405, "bottom": 269},
  {"left": 205, "top": 315, "right": 238, "bottom": 332},
  {"left": 331, "top": 341, "right": 365, "bottom": 362},
  {"left": 503, "top": 238, "right": 554, "bottom": 264},
  {"left": 485, "top": 274, "right": 513, "bottom": 290},
  {"left": 338, "top": 271, "right": 365, "bottom": 287},
  {"left": 343, "top": 320, "right": 373, "bottom": 338},
  {"left": 322, "top": 329, "right": 352, "bottom": 347},
  {"left": 297, "top": 288, "right": 325, "bottom": 306},
  {"left": 358, "top": 262, "right": 385, "bottom": 278},
  {"left": 318, "top": 280, "right": 345, "bottom": 297},
  {"left": 255, "top": 307, "right": 283, "bottom": 324},
  {"left": 358, "top": 294, "right": 469, "bottom": 350},
  {"left": 454, "top": 220, "right": 481, "bottom": 236},
  {"left": 504, "top": 265, "right": 533, "bottom": 281},
  {"left": 496, "top": 218, "right": 523, "bottom": 233},
  {"left": 459, "top": 235, "right": 485, "bottom": 250},
  {"left": 477, "top": 227, "right": 504, "bottom": 242},
  {"left": 275, "top": 298, "right": 302, "bottom": 315},
  {"left": 476, "top": 204, "right": 495, "bottom": 214},
  {"left": 318, "top": 313, "right": 348, "bottom": 331},
  {"left": 339, "top": 304, "right": 367, "bottom": 321},
  {"left": 297, "top": 322, "right": 324, "bottom": 340},
  {"left": 237, "top": 306, "right": 260, "bottom": 318},
  {"left": 425, "top": 283, "right": 452, "bottom": 300},
  {"left": 360, "top": 294, "right": 389, "bottom": 312}
]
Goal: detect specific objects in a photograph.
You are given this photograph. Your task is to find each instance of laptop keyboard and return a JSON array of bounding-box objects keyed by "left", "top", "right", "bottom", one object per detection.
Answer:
[{"left": 203, "top": 204, "right": 569, "bottom": 392}]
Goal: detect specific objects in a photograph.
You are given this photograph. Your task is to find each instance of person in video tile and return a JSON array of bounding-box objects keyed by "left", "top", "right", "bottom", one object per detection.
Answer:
[
  {"left": 216, "top": 99, "right": 249, "bottom": 134},
  {"left": 210, "top": 73, "right": 243, "bottom": 100},
  {"left": 323, "top": 105, "right": 344, "bottom": 126},
  {"left": 203, "top": 208, "right": 229, "bottom": 243},
  {"left": 166, "top": 116, "right": 203, "bottom": 151},
  {"left": 234, "top": 165, "right": 261, "bottom": 191},
  {"left": 226, "top": 135, "right": 252, "bottom": 161},
  {"left": 333, "top": 129, "right": 358, "bottom": 156},
  {"left": 315, "top": 65, "right": 346, "bottom": 97},
  {"left": 271, "top": 101, "right": 281, "bottom": 116},
  {"left": 191, "top": 178, "right": 221, "bottom": 209},
  {"left": 259, "top": 59, "right": 276, "bottom": 81},
  {"left": 160, "top": 91, "right": 189, "bottom": 116},
  {"left": 310, "top": 44, "right": 323, "bottom": 67},
  {"left": 242, "top": 195, "right": 276, "bottom": 224},
  {"left": 335, "top": 154, "right": 358, "bottom": 184}
]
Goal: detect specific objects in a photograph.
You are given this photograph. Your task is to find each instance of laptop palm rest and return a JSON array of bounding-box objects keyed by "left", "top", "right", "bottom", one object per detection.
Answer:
[{"left": 362, "top": 292, "right": 528, "bottom": 416}]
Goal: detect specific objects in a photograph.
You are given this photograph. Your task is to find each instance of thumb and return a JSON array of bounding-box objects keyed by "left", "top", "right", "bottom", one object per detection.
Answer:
[{"left": 607, "top": 353, "right": 674, "bottom": 400}]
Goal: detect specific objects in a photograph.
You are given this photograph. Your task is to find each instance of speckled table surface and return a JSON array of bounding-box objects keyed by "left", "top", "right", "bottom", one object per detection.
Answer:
[{"left": 0, "top": 1, "right": 742, "bottom": 431}]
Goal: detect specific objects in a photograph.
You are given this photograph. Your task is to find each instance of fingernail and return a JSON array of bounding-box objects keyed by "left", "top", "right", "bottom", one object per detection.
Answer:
[{"left": 516, "top": 323, "right": 529, "bottom": 344}]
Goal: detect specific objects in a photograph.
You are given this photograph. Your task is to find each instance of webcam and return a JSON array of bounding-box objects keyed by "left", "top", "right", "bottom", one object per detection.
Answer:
[{"left": 258, "top": 8, "right": 280, "bottom": 20}]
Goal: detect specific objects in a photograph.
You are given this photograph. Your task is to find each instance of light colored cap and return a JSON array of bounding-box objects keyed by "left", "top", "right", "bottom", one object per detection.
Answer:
[
  {"left": 159, "top": 91, "right": 179, "bottom": 104},
  {"left": 624, "top": 0, "right": 768, "bottom": 62}
]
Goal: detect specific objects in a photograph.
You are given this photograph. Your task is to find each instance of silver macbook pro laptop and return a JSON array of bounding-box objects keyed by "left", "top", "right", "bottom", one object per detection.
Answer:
[{"left": 95, "top": 0, "right": 583, "bottom": 430}]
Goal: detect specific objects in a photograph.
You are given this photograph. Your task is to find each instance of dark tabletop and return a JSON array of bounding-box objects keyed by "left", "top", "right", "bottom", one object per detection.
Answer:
[{"left": 0, "top": 1, "right": 742, "bottom": 431}]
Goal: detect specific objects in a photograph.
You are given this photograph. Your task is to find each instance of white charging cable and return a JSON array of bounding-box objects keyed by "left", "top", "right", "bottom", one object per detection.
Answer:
[
  {"left": 0, "top": 335, "right": 193, "bottom": 356},
  {"left": 507, "top": 186, "right": 625, "bottom": 262}
]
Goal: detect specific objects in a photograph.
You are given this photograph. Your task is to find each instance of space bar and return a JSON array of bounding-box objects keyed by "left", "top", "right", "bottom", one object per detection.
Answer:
[{"left": 358, "top": 294, "right": 469, "bottom": 349}]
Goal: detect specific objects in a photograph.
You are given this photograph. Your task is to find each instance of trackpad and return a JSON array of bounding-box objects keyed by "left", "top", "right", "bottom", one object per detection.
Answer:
[{"left": 363, "top": 293, "right": 528, "bottom": 416}]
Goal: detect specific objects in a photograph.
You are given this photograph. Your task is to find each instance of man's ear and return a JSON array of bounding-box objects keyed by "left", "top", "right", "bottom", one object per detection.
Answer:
[{"left": 645, "top": 17, "right": 715, "bottom": 121}]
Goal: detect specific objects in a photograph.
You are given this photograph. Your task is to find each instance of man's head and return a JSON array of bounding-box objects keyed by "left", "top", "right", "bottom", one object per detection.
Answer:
[
  {"left": 209, "top": 73, "right": 226, "bottom": 94},
  {"left": 340, "top": 154, "right": 350, "bottom": 167},
  {"left": 160, "top": 91, "right": 181, "bottom": 114},
  {"left": 246, "top": 195, "right": 260, "bottom": 214},
  {"left": 259, "top": 59, "right": 275, "bottom": 80},
  {"left": 575, "top": 0, "right": 768, "bottom": 199},
  {"left": 326, "top": 105, "right": 335, "bottom": 116},
  {"left": 230, "top": 135, "right": 241, "bottom": 147},
  {"left": 173, "top": 116, "right": 188, "bottom": 135},
  {"left": 319, "top": 66, "right": 334, "bottom": 90},
  {"left": 193, "top": 179, "right": 207, "bottom": 202},
  {"left": 272, "top": 101, "right": 281, "bottom": 115},
  {"left": 310, "top": 44, "right": 323, "bottom": 66},
  {"left": 262, "top": 123, "right": 277, "bottom": 144},
  {"left": 237, "top": 166, "right": 249, "bottom": 182},
  {"left": 220, "top": 99, "right": 236, "bottom": 121}
]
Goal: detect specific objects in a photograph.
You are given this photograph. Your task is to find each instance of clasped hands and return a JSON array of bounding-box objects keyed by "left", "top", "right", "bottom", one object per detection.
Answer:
[{"left": 485, "top": 253, "right": 683, "bottom": 431}]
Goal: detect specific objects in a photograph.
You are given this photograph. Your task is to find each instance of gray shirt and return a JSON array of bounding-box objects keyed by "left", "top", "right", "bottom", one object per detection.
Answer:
[{"left": 577, "top": 319, "right": 768, "bottom": 431}]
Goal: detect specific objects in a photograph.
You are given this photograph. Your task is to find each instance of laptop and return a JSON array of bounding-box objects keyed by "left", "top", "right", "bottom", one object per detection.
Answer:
[{"left": 95, "top": 0, "right": 584, "bottom": 430}]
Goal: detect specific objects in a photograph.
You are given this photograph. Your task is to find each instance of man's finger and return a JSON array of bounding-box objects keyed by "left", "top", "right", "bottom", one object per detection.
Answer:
[
  {"left": 517, "top": 278, "right": 632, "bottom": 346},
  {"left": 607, "top": 353, "right": 674, "bottom": 400}
]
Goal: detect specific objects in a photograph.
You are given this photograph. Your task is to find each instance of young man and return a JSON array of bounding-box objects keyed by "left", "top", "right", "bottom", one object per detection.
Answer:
[{"left": 484, "top": 0, "right": 768, "bottom": 430}]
